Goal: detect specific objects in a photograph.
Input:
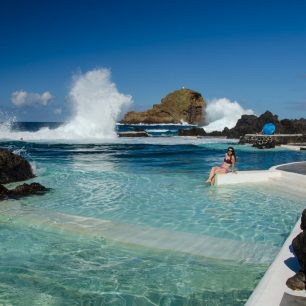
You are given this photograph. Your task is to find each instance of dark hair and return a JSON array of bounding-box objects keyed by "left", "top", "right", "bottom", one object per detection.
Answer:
[{"left": 227, "top": 146, "right": 237, "bottom": 162}]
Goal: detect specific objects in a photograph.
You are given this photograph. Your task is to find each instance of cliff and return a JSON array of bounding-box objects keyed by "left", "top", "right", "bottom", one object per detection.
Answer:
[{"left": 122, "top": 88, "right": 206, "bottom": 124}]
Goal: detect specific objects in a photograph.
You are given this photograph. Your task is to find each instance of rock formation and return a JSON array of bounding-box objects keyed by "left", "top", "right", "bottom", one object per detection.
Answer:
[
  {"left": 0, "top": 148, "right": 34, "bottom": 183},
  {"left": 0, "top": 148, "right": 49, "bottom": 200},
  {"left": 224, "top": 111, "right": 281, "bottom": 139},
  {"left": 118, "top": 131, "right": 149, "bottom": 137},
  {"left": 286, "top": 208, "right": 306, "bottom": 290},
  {"left": 122, "top": 88, "right": 206, "bottom": 124},
  {"left": 214, "top": 111, "right": 306, "bottom": 140},
  {"left": 178, "top": 127, "right": 207, "bottom": 136},
  {"left": 0, "top": 182, "right": 49, "bottom": 200}
]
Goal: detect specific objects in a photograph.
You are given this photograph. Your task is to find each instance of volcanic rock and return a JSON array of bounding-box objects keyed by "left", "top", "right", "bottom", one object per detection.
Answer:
[
  {"left": 221, "top": 110, "right": 306, "bottom": 139},
  {"left": 122, "top": 88, "right": 206, "bottom": 124},
  {"left": 0, "top": 182, "right": 49, "bottom": 200},
  {"left": 0, "top": 184, "right": 10, "bottom": 200},
  {"left": 118, "top": 131, "right": 149, "bottom": 137},
  {"left": 280, "top": 118, "right": 306, "bottom": 134},
  {"left": 286, "top": 208, "right": 306, "bottom": 290},
  {"left": 224, "top": 111, "right": 280, "bottom": 138},
  {"left": 178, "top": 127, "right": 207, "bottom": 136},
  {"left": 0, "top": 149, "right": 34, "bottom": 183}
]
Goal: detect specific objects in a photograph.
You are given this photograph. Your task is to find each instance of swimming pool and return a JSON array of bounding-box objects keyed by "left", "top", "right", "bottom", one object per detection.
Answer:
[{"left": 0, "top": 140, "right": 305, "bottom": 305}]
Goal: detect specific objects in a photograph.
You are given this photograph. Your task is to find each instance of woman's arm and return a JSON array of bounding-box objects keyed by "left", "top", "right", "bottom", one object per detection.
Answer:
[{"left": 232, "top": 157, "right": 236, "bottom": 173}]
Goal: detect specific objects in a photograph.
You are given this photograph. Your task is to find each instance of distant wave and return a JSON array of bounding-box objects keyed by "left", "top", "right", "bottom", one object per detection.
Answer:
[
  {"left": 203, "top": 98, "right": 254, "bottom": 132},
  {"left": 0, "top": 69, "right": 132, "bottom": 141}
]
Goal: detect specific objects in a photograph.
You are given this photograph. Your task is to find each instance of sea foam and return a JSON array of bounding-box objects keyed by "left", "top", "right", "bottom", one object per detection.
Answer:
[
  {"left": 203, "top": 98, "right": 254, "bottom": 132},
  {"left": 0, "top": 69, "right": 132, "bottom": 141}
]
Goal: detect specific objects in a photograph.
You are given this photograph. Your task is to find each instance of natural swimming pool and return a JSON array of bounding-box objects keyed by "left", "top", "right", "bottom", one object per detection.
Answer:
[{"left": 0, "top": 140, "right": 305, "bottom": 305}]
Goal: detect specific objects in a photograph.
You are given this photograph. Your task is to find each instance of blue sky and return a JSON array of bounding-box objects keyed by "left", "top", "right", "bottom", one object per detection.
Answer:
[{"left": 0, "top": 0, "right": 305, "bottom": 121}]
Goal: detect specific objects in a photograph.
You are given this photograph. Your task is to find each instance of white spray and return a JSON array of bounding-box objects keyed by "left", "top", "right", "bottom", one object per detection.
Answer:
[
  {"left": 0, "top": 68, "right": 132, "bottom": 141},
  {"left": 203, "top": 98, "right": 254, "bottom": 132}
]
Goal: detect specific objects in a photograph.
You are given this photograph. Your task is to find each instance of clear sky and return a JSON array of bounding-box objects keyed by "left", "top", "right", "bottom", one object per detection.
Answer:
[{"left": 0, "top": 0, "right": 305, "bottom": 121}]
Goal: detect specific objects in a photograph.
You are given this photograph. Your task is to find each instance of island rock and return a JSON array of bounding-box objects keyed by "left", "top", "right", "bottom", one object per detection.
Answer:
[{"left": 122, "top": 88, "right": 206, "bottom": 124}]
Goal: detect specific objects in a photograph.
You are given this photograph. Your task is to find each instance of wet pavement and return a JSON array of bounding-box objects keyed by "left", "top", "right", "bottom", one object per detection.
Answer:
[{"left": 276, "top": 162, "right": 306, "bottom": 175}]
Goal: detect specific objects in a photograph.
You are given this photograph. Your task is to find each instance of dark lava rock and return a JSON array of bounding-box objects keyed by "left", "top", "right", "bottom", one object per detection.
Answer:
[
  {"left": 0, "top": 184, "right": 10, "bottom": 200},
  {"left": 0, "top": 149, "right": 34, "bottom": 184},
  {"left": 280, "top": 118, "right": 306, "bottom": 134},
  {"left": 12, "top": 182, "right": 49, "bottom": 197},
  {"left": 178, "top": 127, "right": 207, "bottom": 136},
  {"left": 222, "top": 111, "right": 306, "bottom": 139},
  {"left": 224, "top": 111, "right": 280, "bottom": 138},
  {"left": 118, "top": 131, "right": 149, "bottom": 137},
  {"left": 252, "top": 137, "right": 276, "bottom": 149},
  {"left": 286, "top": 208, "right": 306, "bottom": 291},
  {"left": 0, "top": 182, "right": 49, "bottom": 200}
]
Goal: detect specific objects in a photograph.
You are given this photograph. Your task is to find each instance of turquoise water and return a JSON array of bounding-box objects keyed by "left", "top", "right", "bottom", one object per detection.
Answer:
[{"left": 0, "top": 139, "right": 306, "bottom": 305}]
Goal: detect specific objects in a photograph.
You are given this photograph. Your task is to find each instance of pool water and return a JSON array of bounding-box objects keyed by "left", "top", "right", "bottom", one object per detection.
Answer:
[{"left": 0, "top": 140, "right": 305, "bottom": 305}]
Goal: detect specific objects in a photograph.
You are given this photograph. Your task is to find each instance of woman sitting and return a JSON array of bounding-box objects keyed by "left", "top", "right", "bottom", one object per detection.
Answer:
[{"left": 206, "top": 146, "right": 236, "bottom": 185}]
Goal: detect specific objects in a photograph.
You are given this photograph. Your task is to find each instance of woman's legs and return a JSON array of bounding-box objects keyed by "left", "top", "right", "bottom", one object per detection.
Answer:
[
  {"left": 209, "top": 167, "right": 228, "bottom": 185},
  {"left": 206, "top": 166, "right": 217, "bottom": 182}
]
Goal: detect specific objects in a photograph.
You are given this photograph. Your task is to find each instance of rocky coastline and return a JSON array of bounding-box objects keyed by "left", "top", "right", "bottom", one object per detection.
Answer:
[
  {"left": 119, "top": 88, "right": 306, "bottom": 145},
  {"left": 178, "top": 111, "right": 306, "bottom": 148}
]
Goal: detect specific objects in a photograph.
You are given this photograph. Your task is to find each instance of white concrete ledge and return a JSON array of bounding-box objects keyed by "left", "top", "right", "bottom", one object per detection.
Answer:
[{"left": 215, "top": 170, "right": 282, "bottom": 186}]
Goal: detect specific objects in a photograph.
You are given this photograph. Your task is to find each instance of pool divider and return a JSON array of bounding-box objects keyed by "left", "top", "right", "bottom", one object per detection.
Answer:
[{"left": 0, "top": 202, "right": 278, "bottom": 264}]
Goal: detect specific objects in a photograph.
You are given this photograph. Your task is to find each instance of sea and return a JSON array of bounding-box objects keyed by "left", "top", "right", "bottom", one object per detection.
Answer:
[{"left": 0, "top": 121, "right": 305, "bottom": 306}]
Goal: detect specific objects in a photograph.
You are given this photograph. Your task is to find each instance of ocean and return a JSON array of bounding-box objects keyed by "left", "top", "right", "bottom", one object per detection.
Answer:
[{"left": 0, "top": 121, "right": 305, "bottom": 305}]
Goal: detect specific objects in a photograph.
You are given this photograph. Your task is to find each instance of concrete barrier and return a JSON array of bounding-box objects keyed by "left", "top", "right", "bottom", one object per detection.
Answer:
[{"left": 215, "top": 170, "right": 282, "bottom": 186}]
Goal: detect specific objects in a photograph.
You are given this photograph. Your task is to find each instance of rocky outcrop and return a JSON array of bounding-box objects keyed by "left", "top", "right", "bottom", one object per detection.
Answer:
[
  {"left": 217, "top": 111, "right": 306, "bottom": 139},
  {"left": 0, "top": 149, "right": 34, "bottom": 183},
  {"left": 0, "top": 149, "right": 49, "bottom": 201},
  {"left": 178, "top": 127, "right": 207, "bottom": 136},
  {"left": 0, "top": 182, "right": 49, "bottom": 200},
  {"left": 118, "top": 131, "right": 149, "bottom": 137},
  {"left": 280, "top": 118, "right": 306, "bottom": 134},
  {"left": 223, "top": 111, "right": 281, "bottom": 139},
  {"left": 122, "top": 88, "right": 206, "bottom": 124}
]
